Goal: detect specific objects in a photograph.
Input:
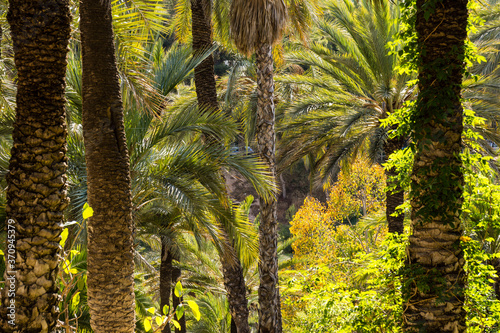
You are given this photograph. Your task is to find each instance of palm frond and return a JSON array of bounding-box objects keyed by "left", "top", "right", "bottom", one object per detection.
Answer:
[{"left": 230, "top": 0, "right": 287, "bottom": 55}]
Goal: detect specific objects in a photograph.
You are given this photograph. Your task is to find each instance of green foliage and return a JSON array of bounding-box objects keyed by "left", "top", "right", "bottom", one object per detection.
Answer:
[
  {"left": 281, "top": 234, "right": 406, "bottom": 332},
  {"left": 279, "top": 0, "right": 415, "bottom": 187},
  {"left": 139, "top": 280, "right": 201, "bottom": 333},
  {"left": 281, "top": 107, "right": 500, "bottom": 332},
  {"left": 387, "top": 0, "right": 417, "bottom": 75},
  {"left": 463, "top": 238, "right": 500, "bottom": 332},
  {"left": 462, "top": 146, "right": 500, "bottom": 332},
  {"left": 57, "top": 235, "right": 90, "bottom": 332}
]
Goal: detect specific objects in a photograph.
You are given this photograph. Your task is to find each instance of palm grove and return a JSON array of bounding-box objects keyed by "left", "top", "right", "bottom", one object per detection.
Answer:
[{"left": 0, "top": 0, "right": 499, "bottom": 332}]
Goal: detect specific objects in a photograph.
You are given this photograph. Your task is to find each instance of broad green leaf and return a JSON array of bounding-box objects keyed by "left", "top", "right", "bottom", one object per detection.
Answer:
[
  {"left": 82, "top": 203, "right": 94, "bottom": 220},
  {"left": 175, "top": 304, "right": 185, "bottom": 320},
  {"left": 60, "top": 228, "right": 69, "bottom": 248},
  {"left": 147, "top": 307, "right": 155, "bottom": 315},
  {"left": 144, "top": 318, "right": 152, "bottom": 332},
  {"left": 174, "top": 281, "right": 183, "bottom": 297},
  {"left": 77, "top": 277, "right": 86, "bottom": 291},
  {"left": 162, "top": 305, "right": 169, "bottom": 315},
  {"left": 155, "top": 316, "right": 163, "bottom": 326},
  {"left": 186, "top": 300, "right": 201, "bottom": 321},
  {"left": 172, "top": 319, "right": 181, "bottom": 330},
  {"left": 71, "top": 292, "right": 80, "bottom": 307}
]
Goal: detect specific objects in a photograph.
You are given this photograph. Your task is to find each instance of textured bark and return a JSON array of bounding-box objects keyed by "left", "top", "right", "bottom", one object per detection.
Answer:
[
  {"left": 404, "top": 1, "right": 468, "bottom": 332},
  {"left": 0, "top": 0, "right": 70, "bottom": 332},
  {"left": 221, "top": 245, "right": 251, "bottom": 333},
  {"left": 190, "top": 1, "right": 252, "bottom": 331},
  {"left": 80, "top": 0, "right": 135, "bottom": 332},
  {"left": 172, "top": 264, "right": 186, "bottom": 333},
  {"left": 384, "top": 137, "right": 405, "bottom": 234},
  {"left": 255, "top": 43, "right": 281, "bottom": 333},
  {"left": 231, "top": 319, "right": 238, "bottom": 333},
  {"left": 160, "top": 240, "right": 173, "bottom": 333},
  {"left": 191, "top": 0, "right": 218, "bottom": 113}
]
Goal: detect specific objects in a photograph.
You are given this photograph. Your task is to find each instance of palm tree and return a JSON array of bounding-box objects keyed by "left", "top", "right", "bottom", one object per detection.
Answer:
[
  {"left": 141, "top": 41, "right": 272, "bottom": 333},
  {"left": 0, "top": 0, "right": 71, "bottom": 331},
  {"left": 188, "top": 1, "right": 300, "bottom": 331},
  {"left": 132, "top": 102, "right": 270, "bottom": 332},
  {"left": 64, "top": 32, "right": 273, "bottom": 332},
  {"left": 79, "top": 0, "right": 135, "bottom": 331},
  {"left": 190, "top": 0, "right": 254, "bottom": 328},
  {"left": 403, "top": 0, "right": 468, "bottom": 331},
  {"left": 278, "top": 0, "right": 413, "bottom": 235},
  {"left": 190, "top": 292, "right": 233, "bottom": 333},
  {"left": 230, "top": 1, "right": 287, "bottom": 332}
]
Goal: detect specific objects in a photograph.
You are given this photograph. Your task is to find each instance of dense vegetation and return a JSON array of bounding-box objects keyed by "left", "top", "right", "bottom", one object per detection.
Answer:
[{"left": 0, "top": 0, "right": 500, "bottom": 332}]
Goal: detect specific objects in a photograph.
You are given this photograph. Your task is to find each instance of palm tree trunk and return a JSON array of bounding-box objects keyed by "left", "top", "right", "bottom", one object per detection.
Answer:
[
  {"left": 255, "top": 42, "right": 281, "bottom": 333},
  {"left": 221, "top": 244, "right": 251, "bottom": 333},
  {"left": 191, "top": 0, "right": 218, "bottom": 112},
  {"left": 172, "top": 263, "right": 186, "bottom": 333},
  {"left": 404, "top": 1, "right": 468, "bottom": 332},
  {"left": 160, "top": 239, "right": 173, "bottom": 333},
  {"left": 190, "top": 1, "right": 252, "bottom": 331},
  {"left": 80, "top": 0, "right": 135, "bottom": 332},
  {"left": 384, "top": 138, "right": 405, "bottom": 234},
  {"left": 231, "top": 319, "right": 238, "bottom": 333},
  {"left": 385, "top": 182, "right": 404, "bottom": 234},
  {"left": 0, "top": 1, "right": 70, "bottom": 331}
]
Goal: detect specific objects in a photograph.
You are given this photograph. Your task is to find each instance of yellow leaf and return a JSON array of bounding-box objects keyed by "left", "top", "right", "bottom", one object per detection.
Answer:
[
  {"left": 82, "top": 203, "right": 94, "bottom": 220},
  {"left": 144, "top": 318, "right": 151, "bottom": 332},
  {"left": 187, "top": 300, "right": 201, "bottom": 321},
  {"left": 172, "top": 319, "right": 181, "bottom": 330},
  {"left": 60, "top": 228, "right": 69, "bottom": 248},
  {"left": 71, "top": 292, "right": 80, "bottom": 307}
]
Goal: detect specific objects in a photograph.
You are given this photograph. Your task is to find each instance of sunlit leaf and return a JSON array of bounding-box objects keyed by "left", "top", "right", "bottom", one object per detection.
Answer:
[
  {"left": 172, "top": 319, "right": 181, "bottom": 330},
  {"left": 174, "top": 281, "right": 183, "bottom": 297},
  {"left": 82, "top": 203, "right": 94, "bottom": 219},
  {"left": 175, "top": 304, "right": 185, "bottom": 320},
  {"left": 144, "top": 318, "right": 152, "bottom": 332},
  {"left": 71, "top": 292, "right": 80, "bottom": 307},
  {"left": 186, "top": 300, "right": 201, "bottom": 321},
  {"left": 60, "top": 228, "right": 69, "bottom": 248}
]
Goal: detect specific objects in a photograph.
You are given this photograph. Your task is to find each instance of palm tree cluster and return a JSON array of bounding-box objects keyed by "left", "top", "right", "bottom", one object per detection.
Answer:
[{"left": 0, "top": 0, "right": 499, "bottom": 332}]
